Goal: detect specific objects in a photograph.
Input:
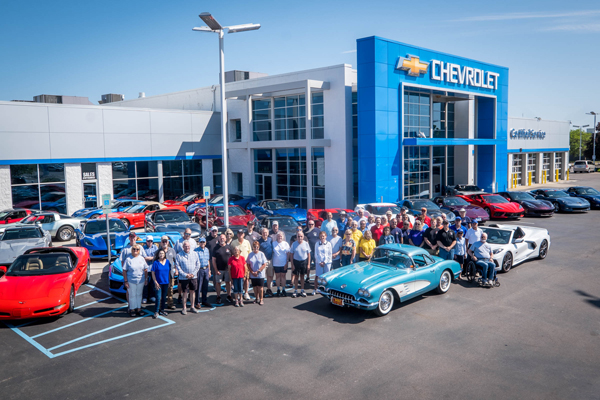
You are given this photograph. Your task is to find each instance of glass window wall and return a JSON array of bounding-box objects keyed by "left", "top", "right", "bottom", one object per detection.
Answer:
[
  {"left": 404, "top": 90, "right": 430, "bottom": 138},
  {"left": 312, "top": 147, "right": 325, "bottom": 208},
  {"left": 252, "top": 99, "right": 272, "bottom": 141},
  {"left": 10, "top": 164, "right": 66, "bottom": 213},
  {"left": 112, "top": 161, "right": 159, "bottom": 200},
  {"left": 403, "top": 146, "right": 430, "bottom": 199}
]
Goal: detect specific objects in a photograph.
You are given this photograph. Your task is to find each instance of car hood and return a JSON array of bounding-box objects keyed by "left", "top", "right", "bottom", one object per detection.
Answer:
[
  {"left": 445, "top": 205, "right": 489, "bottom": 219},
  {"left": 518, "top": 200, "right": 554, "bottom": 210},
  {"left": 0, "top": 238, "right": 49, "bottom": 264},
  {"left": 557, "top": 197, "right": 589, "bottom": 205},
  {"left": 577, "top": 195, "right": 600, "bottom": 202},
  {"left": 487, "top": 202, "right": 523, "bottom": 212},
  {"left": 0, "top": 273, "right": 71, "bottom": 300},
  {"left": 322, "top": 261, "right": 409, "bottom": 294},
  {"left": 155, "top": 223, "right": 201, "bottom": 235},
  {"left": 73, "top": 207, "right": 100, "bottom": 217},
  {"left": 83, "top": 232, "right": 129, "bottom": 249}
]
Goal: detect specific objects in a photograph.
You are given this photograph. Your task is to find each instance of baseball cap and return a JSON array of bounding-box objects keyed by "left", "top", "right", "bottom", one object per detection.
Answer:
[
  {"left": 238, "top": 229, "right": 244, "bottom": 234},
  {"left": 210, "top": 226, "right": 218, "bottom": 231},
  {"left": 199, "top": 237, "right": 207, "bottom": 242},
  {"left": 457, "top": 229, "right": 464, "bottom": 234},
  {"left": 247, "top": 220, "right": 255, "bottom": 225},
  {"left": 459, "top": 208, "right": 466, "bottom": 212},
  {"left": 401, "top": 206, "right": 408, "bottom": 211},
  {"left": 146, "top": 236, "right": 154, "bottom": 242},
  {"left": 455, "top": 216, "right": 462, "bottom": 220},
  {"left": 472, "top": 219, "right": 479, "bottom": 224},
  {"left": 129, "top": 232, "right": 136, "bottom": 237},
  {"left": 340, "top": 210, "right": 346, "bottom": 214},
  {"left": 161, "top": 235, "right": 169, "bottom": 241}
]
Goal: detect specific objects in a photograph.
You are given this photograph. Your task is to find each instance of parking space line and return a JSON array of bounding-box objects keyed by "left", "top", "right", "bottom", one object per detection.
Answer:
[
  {"left": 73, "top": 297, "right": 112, "bottom": 310},
  {"left": 76, "top": 289, "right": 94, "bottom": 296},
  {"left": 30, "top": 306, "right": 128, "bottom": 339},
  {"left": 4, "top": 322, "right": 56, "bottom": 359}
]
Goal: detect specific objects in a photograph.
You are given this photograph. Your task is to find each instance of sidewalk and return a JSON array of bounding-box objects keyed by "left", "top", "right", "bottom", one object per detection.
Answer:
[{"left": 511, "top": 179, "right": 578, "bottom": 192}]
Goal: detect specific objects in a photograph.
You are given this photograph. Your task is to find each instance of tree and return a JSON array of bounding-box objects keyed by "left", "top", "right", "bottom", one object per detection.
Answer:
[{"left": 569, "top": 129, "right": 593, "bottom": 160}]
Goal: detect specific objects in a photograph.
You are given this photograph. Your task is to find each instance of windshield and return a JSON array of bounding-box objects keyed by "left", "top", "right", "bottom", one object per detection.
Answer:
[
  {"left": 575, "top": 187, "right": 600, "bottom": 195},
  {"left": 154, "top": 212, "right": 189, "bottom": 223},
  {"left": 268, "top": 218, "right": 298, "bottom": 228},
  {"left": 124, "top": 204, "right": 146, "bottom": 213},
  {"left": 371, "top": 248, "right": 412, "bottom": 268},
  {"left": 215, "top": 207, "right": 246, "bottom": 217},
  {"left": 21, "top": 215, "right": 43, "bottom": 224},
  {"left": 443, "top": 197, "right": 469, "bottom": 206},
  {"left": 0, "top": 211, "right": 11, "bottom": 219},
  {"left": 2, "top": 228, "right": 43, "bottom": 240},
  {"left": 507, "top": 192, "right": 535, "bottom": 201},
  {"left": 480, "top": 227, "right": 512, "bottom": 244},
  {"left": 371, "top": 206, "right": 402, "bottom": 215},
  {"left": 483, "top": 195, "right": 509, "bottom": 204},
  {"left": 409, "top": 200, "right": 440, "bottom": 210},
  {"left": 208, "top": 195, "right": 224, "bottom": 204},
  {"left": 541, "top": 190, "right": 569, "bottom": 199},
  {"left": 457, "top": 185, "right": 481, "bottom": 191},
  {"left": 265, "top": 201, "right": 295, "bottom": 210},
  {"left": 6, "top": 253, "right": 73, "bottom": 276},
  {"left": 85, "top": 220, "right": 127, "bottom": 234}
]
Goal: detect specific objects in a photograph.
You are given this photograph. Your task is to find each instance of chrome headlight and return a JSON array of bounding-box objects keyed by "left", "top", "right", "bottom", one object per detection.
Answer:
[
  {"left": 318, "top": 277, "right": 328, "bottom": 286},
  {"left": 358, "top": 288, "right": 371, "bottom": 297}
]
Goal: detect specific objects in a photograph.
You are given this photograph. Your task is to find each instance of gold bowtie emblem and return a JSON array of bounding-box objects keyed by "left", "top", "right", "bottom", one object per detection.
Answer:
[{"left": 397, "top": 56, "right": 429, "bottom": 77}]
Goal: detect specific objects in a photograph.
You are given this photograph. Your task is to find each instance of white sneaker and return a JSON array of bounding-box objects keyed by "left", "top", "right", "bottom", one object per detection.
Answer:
[
  {"left": 142, "top": 298, "right": 147, "bottom": 304},
  {"left": 243, "top": 293, "right": 251, "bottom": 301}
]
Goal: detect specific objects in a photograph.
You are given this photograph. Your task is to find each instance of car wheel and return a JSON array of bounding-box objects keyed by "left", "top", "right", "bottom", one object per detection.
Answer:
[
  {"left": 436, "top": 270, "right": 452, "bottom": 294},
  {"left": 120, "top": 218, "right": 130, "bottom": 229},
  {"left": 84, "top": 260, "right": 91, "bottom": 284},
  {"left": 374, "top": 289, "right": 395, "bottom": 316},
  {"left": 57, "top": 226, "right": 74, "bottom": 241},
  {"left": 90, "top": 214, "right": 100, "bottom": 220},
  {"left": 538, "top": 239, "right": 548, "bottom": 260},
  {"left": 553, "top": 202, "right": 560, "bottom": 212},
  {"left": 502, "top": 252, "right": 513, "bottom": 273},
  {"left": 484, "top": 207, "right": 492, "bottom": 218},
  {"left": 67, "top": 286, "right": 75, "bottom": 314}
]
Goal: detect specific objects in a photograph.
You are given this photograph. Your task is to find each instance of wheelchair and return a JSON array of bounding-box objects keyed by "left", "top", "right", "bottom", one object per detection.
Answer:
[{"left": 465, "top": 256, "right": 500, "bottom": 288}]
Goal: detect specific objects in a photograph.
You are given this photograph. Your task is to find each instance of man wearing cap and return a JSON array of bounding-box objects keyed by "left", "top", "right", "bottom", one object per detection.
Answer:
[
  {"left": 269, "top": 221, "right": 286, "bottom": 243},
  {"left": 451, "top": 216, "right": 467, "bottom": 236},
  {"left": 400, "top": 207, "right": 415, "bottom": 225},
  {"left": 142, "top": 236, "right": 158, "bottom": 304},
  {"left": 245, "top": 220, "right": 260, "bottom": 246},
  {"left": 436, "top": 220, "right": 457, "bottom": 260},
  {"left": 465, "top": 219, "right": 482, "bottom": 250},
  {"left": 174, "top": 228, "right": 197, "bottom": 253},
  {"left": 194, "top": 237, "right": 212, "bottom": 308},
  {"left": 337, "top": 211, "right": 349, "bottom": 235},
  {"left": 120, "top": 232, "right": 139, "bottom": 266},
  {"left": 458, "top": 208, "right": 472, "bottom": 229},
  {"left": 303, "top": 219, "right": 321, "bottom": 284},
  {"left": 158, "top": 235, "right": 177, "bottom": 309},
  {"left": 232, "top": 229, "right": 252, "bottom": 300},
  {"left": 321, "top": 212, "right": 338, "bottom": 237},
  {"left": 206, "top": 226, "right": 220, "bottom": 257}
]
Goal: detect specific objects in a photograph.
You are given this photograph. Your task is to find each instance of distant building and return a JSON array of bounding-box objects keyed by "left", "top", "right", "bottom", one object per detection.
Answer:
[
  {"left": 99, "top": 93, "right": 125, "bottom": 104},
  {"left": 33, "top": 94, "right": 94, "bottom": 105},
  {"left": 225, "top": 70, "right": 268, "bottom": 83}
]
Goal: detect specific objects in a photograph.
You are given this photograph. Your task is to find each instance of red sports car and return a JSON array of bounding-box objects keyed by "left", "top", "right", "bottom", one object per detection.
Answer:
[
  {"left": 458, "top": 193, "right": 524, "bottom": 219},
  {"left": 0, "top": 209, "right": 34, "bottom": 225},
  {"left": 163, "top": 193, "right": 204, "bottom": 207},
  {"left": 99, "top": 201, "right": 186, "bottom": 229},
  {"left": 195, "top": 205, "right": 257, "bottom": 229},
  {"left": 0, "top": 247, "right": 91, "bottom": 320},
  {"left": 307, "top": 208, "right": 354, "bottom": 228}
]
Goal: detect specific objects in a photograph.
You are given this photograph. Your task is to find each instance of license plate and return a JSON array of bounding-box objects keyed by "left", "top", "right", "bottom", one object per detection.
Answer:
[
  {"left": 476, "top": 218, "right": 481, "bottom": 222},
  {"left": 331, "top": 297, "right": 344, "bottom": 306}
]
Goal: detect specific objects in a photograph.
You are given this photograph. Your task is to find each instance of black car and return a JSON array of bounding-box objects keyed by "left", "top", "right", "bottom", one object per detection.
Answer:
[
  {"left": 566, "top": 187, "right": 600, "bottom": 209},
  {"left": 397, "top": 199, "right": 456, "bottom": 222},
  {"left": 496, "top": 191, "right": 555, "bottom": 217},
  {"left": 259, "top": 215, "right": 301, "bottom": 242},
  {"left": 529, "top": 189, "right": 590, "bottom": 213},
  {"left": 144, "top": 209, "right": 201, "bottom": 240}
]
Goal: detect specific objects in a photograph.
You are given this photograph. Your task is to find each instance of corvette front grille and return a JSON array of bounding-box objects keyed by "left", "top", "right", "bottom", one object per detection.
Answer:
[{"left": 328, "top": 289, "right": 355, "bottom": 303}]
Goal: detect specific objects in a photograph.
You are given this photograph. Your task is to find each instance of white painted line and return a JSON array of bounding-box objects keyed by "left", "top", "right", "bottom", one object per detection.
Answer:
[{"left": 73, "top": 297, "right": 112, "bottom": 310}]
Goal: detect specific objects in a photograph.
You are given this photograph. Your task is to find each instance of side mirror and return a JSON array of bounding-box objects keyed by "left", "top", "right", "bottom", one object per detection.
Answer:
[
  {"left": 513, "top": 238, "right": 524, "bottom": 244},
  {"left": 35, "top": 221, "right": 41, "bottom": 225},
  {"left": 128, "top": 225, "right": 133, "bottom": 231},
  {"left": 246, "top": 210, "right": 251, "bottom": 215}
]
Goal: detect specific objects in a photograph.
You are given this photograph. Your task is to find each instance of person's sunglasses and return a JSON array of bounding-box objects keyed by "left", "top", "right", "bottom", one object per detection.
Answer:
[
  {"left": 162, "top": 239, "right": 168, "bottom": 242},
  {"left": 132, "top": 249, "right": 140, "bottom": 252}
]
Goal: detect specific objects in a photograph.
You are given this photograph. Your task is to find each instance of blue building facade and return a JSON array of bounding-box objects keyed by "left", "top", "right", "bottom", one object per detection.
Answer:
[{"left": 357, "top": 36, "right": 509, "bottom": 203}]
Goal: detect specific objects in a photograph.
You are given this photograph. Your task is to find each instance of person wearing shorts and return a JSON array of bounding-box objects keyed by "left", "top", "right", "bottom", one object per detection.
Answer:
[
  {"left": 289, "top": 232, "right": 311, "bottom": 298},
  {"left": 272, "top": 232, "right": 290, "bottom": 296},
  {"left": 257, "top": 227, "right": 274, "bottom": 297},
  {"left": 228, "top": 247, "right": 246, "bottom": 307},
  {"left": 211, "top": 234, "right": 233, "bottom": 304},
  {"left": 175, "top": 241, "right": 201, "bottom": 315},
  {"left": 313, "top": 231, "right": 332, "bottom": 296},
  {"left": 232, "top": 229, "right": 252, "bottom": 301},
  {"left": 247, "top": 241, "right": 268, "bottom": 305}
]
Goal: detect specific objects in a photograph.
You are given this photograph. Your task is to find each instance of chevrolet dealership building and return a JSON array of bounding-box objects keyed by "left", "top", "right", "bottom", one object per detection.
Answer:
[{"left": 0, "top": 36, "right": 570, "bottom": 215}]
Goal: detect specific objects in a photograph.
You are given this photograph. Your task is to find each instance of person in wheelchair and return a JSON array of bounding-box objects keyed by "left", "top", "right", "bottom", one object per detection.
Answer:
[{"left": 467, "top": 233, "right": 496, "bottom": 287}]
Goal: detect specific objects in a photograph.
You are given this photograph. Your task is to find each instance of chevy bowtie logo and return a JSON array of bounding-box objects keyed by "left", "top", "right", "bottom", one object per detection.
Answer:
[{"left": 396, "top": 55, "right": 429, "bottom": 77}]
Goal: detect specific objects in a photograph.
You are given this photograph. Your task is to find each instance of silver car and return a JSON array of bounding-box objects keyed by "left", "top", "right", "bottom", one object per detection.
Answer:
[
  {"left": 0, "top": 212, "right": 84, "bottom": 242},
  {"left": 572, "top": 160, "right": 595, "bottom": 173},
  {"left": 0, "top": 226, "right": 52, "bottom": 266}
]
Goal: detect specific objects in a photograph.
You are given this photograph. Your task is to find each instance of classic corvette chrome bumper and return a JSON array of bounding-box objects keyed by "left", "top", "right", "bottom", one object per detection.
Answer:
[{"left": 319, "top": 287, "right": 379, "bottom": 310}]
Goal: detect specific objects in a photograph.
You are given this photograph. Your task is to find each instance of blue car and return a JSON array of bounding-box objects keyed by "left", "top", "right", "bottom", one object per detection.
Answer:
[
  {"left": 529, "top": 189, "right": 590, "bottom": 212},
  {"left": 248, "top": 199, "right": 307, "bottom": 225},
  {"left": 318, "top": 244, "right": 461, "bottom": 316},
  {"left": 72, "top": 200, "right": 142, "bottom": 219},
  {"left": 108, "top": 231, "right": 183, "bottom": 294},
  {"left": 186, "top": 194, "right": 258, "bottom": 215},
  {"left": 566, "top": 186, "right": 600, "bottom": 209},
  {"left": 75, "top": 218, "right": 131, "bottom": 260}
]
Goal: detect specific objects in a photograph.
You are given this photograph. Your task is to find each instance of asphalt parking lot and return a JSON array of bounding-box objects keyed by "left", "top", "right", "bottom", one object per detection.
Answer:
[{"left": 2, "top": 174, "right": 600, "bottom": 400}]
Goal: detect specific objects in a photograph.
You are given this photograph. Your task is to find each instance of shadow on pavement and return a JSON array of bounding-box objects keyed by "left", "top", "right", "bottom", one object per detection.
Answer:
[
  {"left": 574, "top": 289, "right": 600, "bottom": 309},
  {"left": 292, "top": 296, "right": 374, "bottom": 324}
]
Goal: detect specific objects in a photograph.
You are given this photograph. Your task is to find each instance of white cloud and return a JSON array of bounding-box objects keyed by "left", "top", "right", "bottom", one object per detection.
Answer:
[
  {"left": 542, "top": 23, "right": 600, "bottom": 32},
  {"left": 454, "top": 10, "right": 600, "bottom": 22},
  {"left": 341, "top": 49, "right": 357, "bottom": 54}
]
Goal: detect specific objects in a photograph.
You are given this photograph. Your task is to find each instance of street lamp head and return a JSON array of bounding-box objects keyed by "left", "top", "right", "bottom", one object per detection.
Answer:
[
  {"left": 587, "top": 111, "right": 598, "bottom": 115},
  {"left": 227, "top": 23, "right": 261, "bottom": 33},
  {"left": 199, "top": 12, "right": 223, "bottom": 31},
  {"left": 192, "top": 26, "right": 213, "bottom": 32}
]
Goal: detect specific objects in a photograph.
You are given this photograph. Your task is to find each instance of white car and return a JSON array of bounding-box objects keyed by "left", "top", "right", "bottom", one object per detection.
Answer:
[
  {"left": 355, "top": 203, "right": 403, "bottom": 219},
  {"left": 473, "top": 224, "right": 550, "bottom": 273}
]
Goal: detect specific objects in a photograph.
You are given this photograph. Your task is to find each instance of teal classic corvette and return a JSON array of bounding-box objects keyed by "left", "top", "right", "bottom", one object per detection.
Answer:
[{"left": 318, "top": 244, "right": 462, "bottom": 316}]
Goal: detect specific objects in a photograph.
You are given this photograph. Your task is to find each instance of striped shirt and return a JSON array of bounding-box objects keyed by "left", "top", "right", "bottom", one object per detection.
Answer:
[
  {"left": 194, "top": 246, "right": 211, "bottom": 269},
  {"left": 176, "top": 251, "right": 201, "bottom": 279}
]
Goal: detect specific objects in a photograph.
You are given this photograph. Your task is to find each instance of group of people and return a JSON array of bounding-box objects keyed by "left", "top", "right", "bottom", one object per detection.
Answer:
[{"left": 120, "top": 206, "right": 499, "bottom": 316}]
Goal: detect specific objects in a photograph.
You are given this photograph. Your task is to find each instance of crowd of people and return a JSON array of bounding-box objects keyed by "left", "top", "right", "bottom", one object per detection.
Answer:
[{"left": 120, "top": 207, "right": 496, "bottom": 316}]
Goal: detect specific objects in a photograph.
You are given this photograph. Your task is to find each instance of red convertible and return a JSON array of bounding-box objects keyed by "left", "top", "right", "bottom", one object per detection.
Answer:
[
  {"left": 0, "top": 247, "right": 91, "bottom": 320},
  {"left": 163, "top": 193, "right": 204, "bottom": 207},
  {"left": 307, "top": 208, "right": 354, "bottom": 228},
  {"left": 458, "top": 193, "right": 524, "bottom": 219},
  {"left": 0, "top": 209, "right": 34, "bottom": 225},
  {"left": 100, "top": 201, "right": 186, "bottom": 229},
  {"left": 195, "top": 205, "right": 257, "bottom": 229}
]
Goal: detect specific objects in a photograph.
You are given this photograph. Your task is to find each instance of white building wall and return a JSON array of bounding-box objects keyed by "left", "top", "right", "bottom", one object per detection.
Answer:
[
  {"left": 507, "top": 118, "right": 570, "bottom": 151},
  {"left": 65, "top": 163, "right": 83, "bottom": 215},
  {"left": 0, "top": 166, "right": 11, "bottom": 210},
  {"left": 97, "top": 162, "right": 114, "bottom": 202}
]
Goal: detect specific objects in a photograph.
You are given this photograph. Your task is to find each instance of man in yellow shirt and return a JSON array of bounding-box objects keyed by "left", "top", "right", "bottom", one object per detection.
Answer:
[
  {"left": 232, "top": 229, "right": 252, "bottom": 300},
  {"left": 350, "top": 221, "right": 363, "bottom": 263}
]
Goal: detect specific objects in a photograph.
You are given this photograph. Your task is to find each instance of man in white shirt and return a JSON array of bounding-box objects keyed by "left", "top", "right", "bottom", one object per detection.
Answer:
[
  {"left": 465, "top": 220, "right": 482, "bottom": 249},
  {"left": 174, "top": 228, "right": 197, "bottom": 253}
]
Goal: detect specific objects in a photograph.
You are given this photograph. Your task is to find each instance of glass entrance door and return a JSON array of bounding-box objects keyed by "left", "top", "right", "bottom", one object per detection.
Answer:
[
  {"left": 255, "top": 174, "right": 273, "bottom": 200},
  {"left": 83, "top": 182, "right": 98, "bottom": 208},
  {"left": 432, "top": 164, "right": 443, "bottom": 197}
]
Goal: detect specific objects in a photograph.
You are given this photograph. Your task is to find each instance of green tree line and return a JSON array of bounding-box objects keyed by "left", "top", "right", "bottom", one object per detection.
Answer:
[{"left": 570, "top": 123, "right": 600, "bottom": 160}]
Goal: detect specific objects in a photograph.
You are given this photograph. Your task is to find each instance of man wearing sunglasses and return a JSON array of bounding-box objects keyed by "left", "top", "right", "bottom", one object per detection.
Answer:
[{"left": 175, "top": 228, "right": 197, "bottom": 253}]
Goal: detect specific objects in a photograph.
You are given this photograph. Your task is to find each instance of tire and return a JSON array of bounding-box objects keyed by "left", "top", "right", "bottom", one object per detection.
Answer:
[
  {"left": 436, "top": 270, "right": 452, "bottom": 294},
  {"left": 467, "top": 260, "right": 477, "bottom": 283},
  {"left": 484, "top": 207, "right": 492, "bottom": 218},
  {"left": 501, "top": 252, "right": 513, "bottom": 273},
  {"left": 553, "top": 202, "right": 560, "bottom": 212},
  {"left": 57, "top": 226, "right": 74, "bottom": 242},
  {"left": 537, "top": 239, "right": 549, "bottom": 260},
  {"left": 90, "top": 214, "right": 100, "bottom": 220},
  {"left": 120, "top": 218, "right": 130, "bottom": 229},
  {"left": 84, "top": 260, "right": 91, "bottom": 284},
  {"left": 373, "top": 290, "right": 395, "bottom": 316},
  {"left": 67, "top": 286, "right": 75, "bottom": 314}
]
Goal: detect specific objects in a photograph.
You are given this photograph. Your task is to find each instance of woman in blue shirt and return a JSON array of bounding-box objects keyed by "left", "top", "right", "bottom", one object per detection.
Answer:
[
  {"left": 151, "top": 249, "right": 172, "bottom": 319},
  {"left": 379, "top": 226, "right": 395, "bottom": 245},
  {"left": 408, "top": 220, "right": 425, "bottom": 248}
]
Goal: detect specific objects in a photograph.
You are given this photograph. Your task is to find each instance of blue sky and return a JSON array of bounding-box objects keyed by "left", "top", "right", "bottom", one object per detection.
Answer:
[{"left": 1, "top": 0, "right": 598, "bottom": 126}]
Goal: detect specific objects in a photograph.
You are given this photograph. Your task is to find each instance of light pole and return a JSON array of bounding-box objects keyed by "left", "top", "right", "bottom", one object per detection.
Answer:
[
  {"left": 586, "top": 112, "right": 598, "bottom": 162},
  {"left": 193, "top": 13, "right": 260, "bottom": 228},
  {"left": 572, "top": 125, "right": 590, "bottom": 160}
]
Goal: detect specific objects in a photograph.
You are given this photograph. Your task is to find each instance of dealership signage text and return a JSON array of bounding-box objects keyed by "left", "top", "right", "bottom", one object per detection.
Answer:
[
  {"left": 510, "top": 129, "right": 546, "bottom": 140},
  {"left": 430, "top": 61, "right": 499, "bottom": 90}
]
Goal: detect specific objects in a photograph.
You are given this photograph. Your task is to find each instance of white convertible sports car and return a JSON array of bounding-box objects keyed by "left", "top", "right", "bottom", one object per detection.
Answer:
[{"left": 475, "top": 224, "right": 550, "bottom": 273}]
